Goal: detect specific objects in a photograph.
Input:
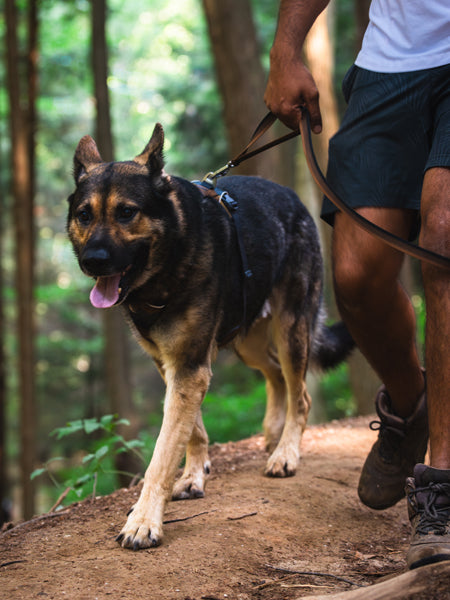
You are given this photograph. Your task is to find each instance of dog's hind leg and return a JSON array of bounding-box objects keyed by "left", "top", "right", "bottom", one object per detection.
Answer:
[
  {"left": 264, "top": 306, "right": 312, "bottom": 478},
  {"left": 234, "top": 317, "right": 287, "bottom": 453},
  {"left": 172, "top": 409, "right": 211, "bottom": 500}
]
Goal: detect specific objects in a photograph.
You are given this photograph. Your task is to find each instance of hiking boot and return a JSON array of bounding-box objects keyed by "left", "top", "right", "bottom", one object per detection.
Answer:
[
  {"left": 357, "top": 385, "right": 428, "bottom": 510},
  {"left": 406, "top": 464, "right": 450, "bottom": 569}
]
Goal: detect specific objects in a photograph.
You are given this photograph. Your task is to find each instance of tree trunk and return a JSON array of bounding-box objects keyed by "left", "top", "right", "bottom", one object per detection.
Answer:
[
  {"left": 91, "top": 0, "right": 140, "bottom": 485},
  {"left": 202, "top": 0, "right": 284, "bottom": 181},
  {"left": 355, "top": 0, "right": 371, "bottom": 53},
  {"left": 0, "top": 135, "right": 7, "bottom": 524},
  {"left": 5, "top": 0, "right": 38, "bottom": 520},
  {"left": 303, "top": 7, "right": 339, "bottom": 316}
]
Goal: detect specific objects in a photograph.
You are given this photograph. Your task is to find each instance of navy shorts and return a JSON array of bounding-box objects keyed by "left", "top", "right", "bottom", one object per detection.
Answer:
[{"left": 321, "top": 63, "right": 450, "bottom": 231}]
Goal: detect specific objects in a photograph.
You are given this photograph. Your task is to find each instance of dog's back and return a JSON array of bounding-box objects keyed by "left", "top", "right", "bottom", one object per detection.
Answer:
[{"left": 188, "top": 175, "right": 323, "bottom": 346}]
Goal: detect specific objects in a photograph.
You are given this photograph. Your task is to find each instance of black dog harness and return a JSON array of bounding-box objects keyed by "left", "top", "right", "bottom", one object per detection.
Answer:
[{"left": 192, "top": 179, "right": 253, "bottom": 345}]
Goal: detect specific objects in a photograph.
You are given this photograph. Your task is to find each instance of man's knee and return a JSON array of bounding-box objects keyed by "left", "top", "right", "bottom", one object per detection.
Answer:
[
  {"left": 420, "top": 167, "right": 450, "bottom": 259},
  {"left": 332, "top": 252, "right": 372, "bottom": 312},
  {"left": 332, "top": 211, "right": 406, "bottom": 312}
]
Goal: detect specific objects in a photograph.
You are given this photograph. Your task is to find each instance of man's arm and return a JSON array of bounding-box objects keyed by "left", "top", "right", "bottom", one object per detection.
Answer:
[{"left": 264, "top": 0, "right": 330, "bottom": 132}]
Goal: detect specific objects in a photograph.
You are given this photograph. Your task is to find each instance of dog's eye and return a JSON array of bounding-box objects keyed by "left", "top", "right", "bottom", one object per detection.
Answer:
[
  {"left": 77, "top": 208, "right": 91, "bottom": 225},
  {"left": 117, "top": 205, "right": 138, "bottom": 222}
]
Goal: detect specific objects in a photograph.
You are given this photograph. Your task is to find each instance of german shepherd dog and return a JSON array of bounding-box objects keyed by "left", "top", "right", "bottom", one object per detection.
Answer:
[{"left": 67, "top": 124, "right": 353, "bottom": 550}]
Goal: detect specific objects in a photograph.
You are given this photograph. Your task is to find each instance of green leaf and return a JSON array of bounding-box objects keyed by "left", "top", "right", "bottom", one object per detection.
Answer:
[
  {"left": 82, "top": 453, "right": 96, "bottom": 464},
  {"left": 83, "top": 418, "right": 103, "bottom": 434},
  {"left": 51, "top": 420, "right": 85, "bottom": 439},
  {"left": 124, "top": 439, "right": 145, "bottom": 450},
  {"left": 100, "top": 414, "right": 115, "bottom": 428},
  {"left": 31, "top": 468, "right": 47, "bottom": 480},
  {"left": 95, "top": 445, "right": 109, "bottom": 460},
  {"left": 74, "top": 474, "right": 93, "bottom": 487}
]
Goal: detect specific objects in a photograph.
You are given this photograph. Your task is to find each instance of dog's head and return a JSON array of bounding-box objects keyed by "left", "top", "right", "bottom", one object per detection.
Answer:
[{"left": 67, "top": 123, "right": 172, "bottom": 308}]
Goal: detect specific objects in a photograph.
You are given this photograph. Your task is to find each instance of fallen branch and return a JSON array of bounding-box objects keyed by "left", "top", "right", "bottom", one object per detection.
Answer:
[
  {"left": 253, "top": 573, "right": 300, "bottom": 590},
  {"left": 282, "top": 583, "right": 334, "bottom": 589},
  {"left": 0, "top": 560, "right": 27, "bottom": 569},
  {"left": 0, "top": 508, "right": 72, "bottom": 536},
  {"left": 48, "top": 486, "right": 72, "bottom": 513},
  {"left": 265, "top": 564, "right": 364, "bottom": 588},
  {"left": 227, "top": 511, "right": 257, "bottom": 521},
  {"left": 163, "top": 510, "right": 215, "bottom": 525}
]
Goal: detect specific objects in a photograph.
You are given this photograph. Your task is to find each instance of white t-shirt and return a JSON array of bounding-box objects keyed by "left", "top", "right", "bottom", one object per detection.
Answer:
[{"left": 355, "top": 0, "right": 450, "bottom": 72}]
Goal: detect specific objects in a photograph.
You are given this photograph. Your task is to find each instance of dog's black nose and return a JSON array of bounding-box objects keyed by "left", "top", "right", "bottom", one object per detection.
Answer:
[{"left": 80, "top": 247, "right": 112, "bottom": 275}]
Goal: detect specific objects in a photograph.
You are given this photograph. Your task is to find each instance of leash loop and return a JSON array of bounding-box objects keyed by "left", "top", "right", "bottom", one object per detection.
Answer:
[{"left": 298, "top": 108, "right": 450, "bottom": 271}]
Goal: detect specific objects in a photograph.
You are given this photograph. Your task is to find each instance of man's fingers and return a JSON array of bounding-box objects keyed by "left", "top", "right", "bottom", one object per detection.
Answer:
[{"left": 305, "top": 102, "right": 322, "bottom": 134}]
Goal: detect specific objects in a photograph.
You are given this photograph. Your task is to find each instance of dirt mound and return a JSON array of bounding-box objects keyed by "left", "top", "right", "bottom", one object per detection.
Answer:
[{"left": 0, "top": 417, "right": 417, "bottom": 598}]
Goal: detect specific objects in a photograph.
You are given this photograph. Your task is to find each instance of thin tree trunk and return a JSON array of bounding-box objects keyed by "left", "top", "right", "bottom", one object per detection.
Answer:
[
  {"left": 5, "top": 0, "right": 38, "bottom": 520},
  {"left": 355, "top": 0, "right": 370, "bottom": 53},
  {"left": 202, "top": 0, "right": 283, "bottom": 180},
  {"left": 91, "top": 0, "right": 139, "bottom": 485},
  {"left": 303, "top": 7, "right": 339, "bottom": 314},
  {"left": 0, "top": 130, "right": 7, "bottom": 523}
]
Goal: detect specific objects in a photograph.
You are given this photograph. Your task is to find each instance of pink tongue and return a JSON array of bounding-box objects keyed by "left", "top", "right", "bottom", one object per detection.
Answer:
[{"left": 90, "top": 274, "right": 121, "bottom": 308}]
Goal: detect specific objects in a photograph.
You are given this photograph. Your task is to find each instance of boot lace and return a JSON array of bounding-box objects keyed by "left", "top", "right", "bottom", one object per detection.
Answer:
[
  {"left": 369, "top": 418, "right": 405, "bottom": 461},
  {"left": 408, "top": 482, "right": 450, "bottom": 536}
]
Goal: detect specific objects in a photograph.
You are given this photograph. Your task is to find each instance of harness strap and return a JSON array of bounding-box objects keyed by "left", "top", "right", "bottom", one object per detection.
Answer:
[{"left": 193, "top": 181, "right": 253, "bottom": 345}]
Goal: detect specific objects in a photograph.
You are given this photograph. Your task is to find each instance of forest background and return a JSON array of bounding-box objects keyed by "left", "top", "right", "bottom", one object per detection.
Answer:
[{"left": 1, "top": 0, "right": 425, "bottom": 524}]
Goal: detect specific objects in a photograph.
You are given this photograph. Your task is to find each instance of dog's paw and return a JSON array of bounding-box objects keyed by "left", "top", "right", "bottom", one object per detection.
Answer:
[
  {"left": 264, "top": 447, "right": 299, "bottom": 478},
  {"left": 171, "top": 461, "right": 210, "bottom": 500},
  {"left": 116, "top": 509, "right": 163, "bottom": 550}
]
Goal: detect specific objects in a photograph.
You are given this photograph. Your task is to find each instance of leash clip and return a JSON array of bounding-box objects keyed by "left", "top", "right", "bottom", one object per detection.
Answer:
[{"left": 201, "top": 161, "right": 234, "bottom": 187}]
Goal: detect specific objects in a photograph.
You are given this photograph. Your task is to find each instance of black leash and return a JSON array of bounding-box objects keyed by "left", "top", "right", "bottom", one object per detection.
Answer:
[{"left": 202, "top": 109, "right": 450, "bottom": 271}]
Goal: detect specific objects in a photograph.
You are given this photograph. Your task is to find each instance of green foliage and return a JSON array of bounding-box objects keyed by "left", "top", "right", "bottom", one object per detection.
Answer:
[
  {"left": 31, "top": 415, "right": 147, "bottom": 506},
  {"left": 320, "top": 363, "right": 356, "bottom": 420},
  {"left": 203, "top": 381, "right": 266, "bottom": 443}
]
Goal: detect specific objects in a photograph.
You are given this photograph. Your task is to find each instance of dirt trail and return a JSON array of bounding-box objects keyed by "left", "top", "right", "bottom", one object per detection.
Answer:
[{"left": 0, "top": 417, "right": 417, "bottom": 599}]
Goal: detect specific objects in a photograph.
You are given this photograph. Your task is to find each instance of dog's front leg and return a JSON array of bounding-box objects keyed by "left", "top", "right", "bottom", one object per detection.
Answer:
[
  {"left": 117, "top": 364, "right": 211, "bottom": 550},
  {"left": 172, "top": 408, "right": 210, "bottom": 500}
]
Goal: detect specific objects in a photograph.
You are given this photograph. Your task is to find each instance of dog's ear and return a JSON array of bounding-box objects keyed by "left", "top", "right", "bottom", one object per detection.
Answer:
[
  {"left": 134, "top": 123, "right": 165, "bottom": 178},
  {"left": 73, "top": 135, "right": 103, "bottom": 184}
]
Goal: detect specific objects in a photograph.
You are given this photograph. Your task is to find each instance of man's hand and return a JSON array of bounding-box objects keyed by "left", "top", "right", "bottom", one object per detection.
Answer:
[{"left": 264, "top": 51, "right": 322, "bottom": 133}]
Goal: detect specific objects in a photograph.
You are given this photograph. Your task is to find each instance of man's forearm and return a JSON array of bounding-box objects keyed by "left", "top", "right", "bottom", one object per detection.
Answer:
[
  {"left": 271, "top": 0, "right": 331, "bottom": 58},
  {"left": 265, "top": 0, "right": 331, "bottom": 131}
]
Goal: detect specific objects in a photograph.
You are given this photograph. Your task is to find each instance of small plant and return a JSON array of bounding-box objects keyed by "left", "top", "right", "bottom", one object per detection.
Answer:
[{"left": 32, "top": 414, "right": 146, "bottom": 508}]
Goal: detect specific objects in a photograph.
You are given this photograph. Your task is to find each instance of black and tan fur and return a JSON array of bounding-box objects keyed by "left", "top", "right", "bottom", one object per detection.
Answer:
[{"left": 67, "top": 124, "right": 353, "bottom": 550}]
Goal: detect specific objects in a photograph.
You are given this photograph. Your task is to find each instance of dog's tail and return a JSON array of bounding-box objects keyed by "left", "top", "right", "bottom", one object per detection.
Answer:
[{"left": 310, "top": 310, "right": 355, "bottom": 371}]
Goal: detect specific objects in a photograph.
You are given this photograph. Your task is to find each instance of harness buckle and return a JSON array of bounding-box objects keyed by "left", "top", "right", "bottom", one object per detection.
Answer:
[{"left": 219, "top": 191, "right": 238, "bottom": 214}]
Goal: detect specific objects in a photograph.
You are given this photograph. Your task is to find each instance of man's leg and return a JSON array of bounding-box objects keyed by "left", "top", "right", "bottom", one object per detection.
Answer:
[
  {"left": 406, "top": 166, "right": 450, "bottom": 569},
  {"left": 420, "top": 167, "right": 450, "bottom": 470},
  {"left": 332, "top": 207, "right": 425, "bottom": 417},
  {"left": 332, "top": 207, "right": 428, "bottom": 510}
]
